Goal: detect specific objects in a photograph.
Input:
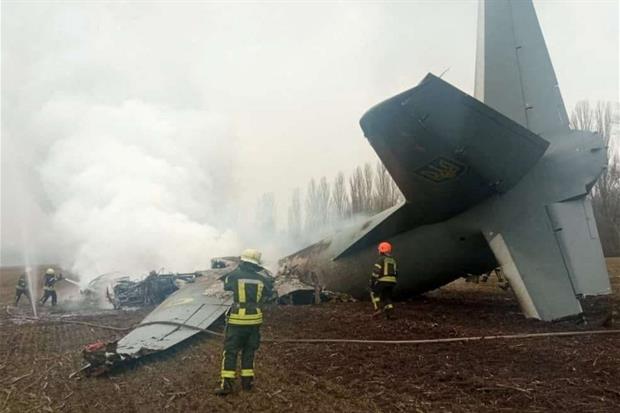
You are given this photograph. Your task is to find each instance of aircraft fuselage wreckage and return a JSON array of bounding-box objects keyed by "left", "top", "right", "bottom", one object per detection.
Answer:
[{"left": 281, "top": 0, "right": 611, "bottom": 321}]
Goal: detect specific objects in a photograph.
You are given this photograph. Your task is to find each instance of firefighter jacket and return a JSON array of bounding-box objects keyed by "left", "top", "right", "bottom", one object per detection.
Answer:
[
  {"left": 371, "top": 254, "right": 398, "bottom": 285},
  {"left": 17, "top": 274, "right": 28, "bottom": 290},
  {"left": 43, "top": 273, "right": 62, "bottom": 291},
  {"left": 224, "top": 262, "right": 274, "bottom": 326}
]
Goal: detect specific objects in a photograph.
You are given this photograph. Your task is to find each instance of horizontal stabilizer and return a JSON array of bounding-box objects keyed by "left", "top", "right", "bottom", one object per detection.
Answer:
[
  {"left": 546, "top": 197, "right": 611, "bottom": 297},
  {"left": 485, "top": 196, "right": 610, "bottom": 321},
  {"left": 360, "top": 73, "right": 549, "bottom": 227}
]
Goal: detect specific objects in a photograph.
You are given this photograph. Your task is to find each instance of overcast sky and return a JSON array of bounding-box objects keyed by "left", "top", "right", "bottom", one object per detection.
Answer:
[{"left": 1, "top": 0, "right": 618, "bottom": 272}]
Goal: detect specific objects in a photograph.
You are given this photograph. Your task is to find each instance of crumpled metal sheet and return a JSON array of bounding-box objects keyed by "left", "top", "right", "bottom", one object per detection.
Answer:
[{"left": 116, "top": 264, "right": 235, "bottom": 356}]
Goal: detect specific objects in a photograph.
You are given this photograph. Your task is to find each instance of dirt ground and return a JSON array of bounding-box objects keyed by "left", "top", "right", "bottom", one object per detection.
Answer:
[{"left": 1, "top": 260, "right": 619, "bottom": 412}]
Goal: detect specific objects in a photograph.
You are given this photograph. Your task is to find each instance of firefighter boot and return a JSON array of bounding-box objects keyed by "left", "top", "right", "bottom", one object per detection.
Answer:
[
  {"left": 214, "top": 378, "right": 234, "bottom": 396},
  {"left": 384, "top": 304, "right": 395, "bottom": 320},
  {"left": 241, "top": 376, "right": 254, "bottom": 391}
]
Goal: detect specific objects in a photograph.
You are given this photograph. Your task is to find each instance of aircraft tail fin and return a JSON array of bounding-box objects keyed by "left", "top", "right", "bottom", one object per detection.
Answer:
[{"left": 475, "top": 0, "right": 569, "bottom": 137}]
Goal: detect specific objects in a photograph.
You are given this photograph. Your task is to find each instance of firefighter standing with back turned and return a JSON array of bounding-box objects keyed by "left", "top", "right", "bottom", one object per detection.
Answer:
[
  {"left": 370, "top": 241, "right": 398, "bottom": 319},
  {"left": 215, "top": 249, "right": 274, "bottom": 396}
]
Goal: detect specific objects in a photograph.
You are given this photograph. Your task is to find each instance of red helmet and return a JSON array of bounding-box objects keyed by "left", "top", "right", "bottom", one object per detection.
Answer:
[{"left": 378, "top": 241, "right": 392, "bottom": 254}]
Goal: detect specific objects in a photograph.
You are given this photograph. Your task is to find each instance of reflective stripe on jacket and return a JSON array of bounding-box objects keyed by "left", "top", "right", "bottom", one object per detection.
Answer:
[
  {"left": 43, "top": 274, "right": 60, "bottom": 291},
  {"left": 224, "top": 262, "right": 274, "bottom": 326},
  {"left": 372, "top": 255, "right": 398, "bottom": 284}
]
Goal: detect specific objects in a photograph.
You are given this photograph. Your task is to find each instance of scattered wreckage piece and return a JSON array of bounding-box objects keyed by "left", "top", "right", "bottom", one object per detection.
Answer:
[
  {"left": 82, "top": 260, "right": 238, "bottom": 376},
  {"left": 81, "top": 271, "right": 201, "bottom": 309},
  {"left": 276, "top": 263, "right": 355, "bottom": 305},
  {"left": 275, "top": 267, "right": 317, "bottom": 305},
  {"left": 107, "top": 271, "right": 200, "bottom": 309}
]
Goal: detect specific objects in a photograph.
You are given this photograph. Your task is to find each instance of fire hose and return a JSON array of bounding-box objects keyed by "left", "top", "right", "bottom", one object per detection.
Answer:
[{"left": 7, "top": 306, "right": 620, "bottom": 345}]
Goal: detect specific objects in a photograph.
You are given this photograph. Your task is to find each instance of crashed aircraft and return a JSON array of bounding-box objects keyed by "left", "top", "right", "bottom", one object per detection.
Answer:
[
  {"left": 81, "top": 0, "right": 612, "bottom": 375},
  {"left": 281, "top": 0, "right": 612, "bottom": 321}
]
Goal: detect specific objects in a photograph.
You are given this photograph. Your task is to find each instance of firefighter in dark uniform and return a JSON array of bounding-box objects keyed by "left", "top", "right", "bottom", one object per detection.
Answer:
[
  {"left": 40, "top": 268, "right": 63, "bottom": 306},
  {"left": 215, "top": 249, "right": 274, "bottom": 395},
  {"left": 370, "top": 241, "right": 397, "bottom": 319},
  {"left": 15, "top": 271, "right": 31, "bottom": 305}
]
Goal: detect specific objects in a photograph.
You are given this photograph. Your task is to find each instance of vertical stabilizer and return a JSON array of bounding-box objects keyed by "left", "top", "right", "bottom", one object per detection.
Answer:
[{"left": 475, "top": 0, "right": 569, "bottom": 137}]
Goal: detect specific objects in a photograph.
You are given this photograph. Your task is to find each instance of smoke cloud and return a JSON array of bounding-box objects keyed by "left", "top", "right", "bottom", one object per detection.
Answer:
[
  {"left": 1, "top": 1, "right": 617, "bottom": 283},
  {"left": 33, "top": 97, "right": 241, "bottom": 280}
]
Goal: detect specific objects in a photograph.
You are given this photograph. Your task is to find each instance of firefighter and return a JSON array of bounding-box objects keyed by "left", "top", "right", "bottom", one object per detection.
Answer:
[
  {"left": 215, "top": 249, "right": 274, "bottom": 396},
  {"left": 40, "top": 268, "right": 63, "bottom": 306},
  {"left": 15, "top": 271, "right": 31, "bottom": 306},
  {"left": 370, "top": 241, "right": 397, "bottom": 319}
]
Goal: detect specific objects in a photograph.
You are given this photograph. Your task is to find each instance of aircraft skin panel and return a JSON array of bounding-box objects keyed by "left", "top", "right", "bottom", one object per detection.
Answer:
[{"left": 475, "top": 0, "right": 569, "bottom": 137}]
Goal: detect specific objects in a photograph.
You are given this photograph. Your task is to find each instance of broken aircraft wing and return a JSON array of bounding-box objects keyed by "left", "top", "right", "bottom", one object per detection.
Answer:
[
  {"left": 83, "top": 262, "right": 237, "bottom": 374},
  {"left": 115, "top": 274, "right": 233, "bottom": 356},
  {"left": 83, "top": 258, "right": 316, "bottom": 374}
]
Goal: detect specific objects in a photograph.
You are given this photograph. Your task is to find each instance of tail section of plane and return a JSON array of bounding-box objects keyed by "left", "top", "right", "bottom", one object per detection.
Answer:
[
  {"left": 340, "top": 73, "right": 549, "bottom": 258},
  {"left": 475, "top": 0, "right": 570, "bottom": 138}
]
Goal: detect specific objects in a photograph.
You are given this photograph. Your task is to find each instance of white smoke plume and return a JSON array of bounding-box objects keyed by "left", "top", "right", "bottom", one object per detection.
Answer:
[
  {"left": 36, "top": 97, "right": 242, "bottom": 283},
  {"left": 2, "top": 1, "right": 616, "bottom": 284}
]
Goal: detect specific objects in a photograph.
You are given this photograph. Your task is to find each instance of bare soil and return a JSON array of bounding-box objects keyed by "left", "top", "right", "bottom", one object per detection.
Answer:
[{"left": 1, "top": 260, "right": 619, "bottom": 412}]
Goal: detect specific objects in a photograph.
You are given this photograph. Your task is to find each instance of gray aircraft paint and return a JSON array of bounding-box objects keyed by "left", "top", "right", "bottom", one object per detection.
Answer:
[{"left": 280, "top": 0, "right": 611, "bottom": 321}]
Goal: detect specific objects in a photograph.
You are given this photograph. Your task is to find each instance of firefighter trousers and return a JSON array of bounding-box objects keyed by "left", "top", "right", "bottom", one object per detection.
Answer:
[
  {"left": 371, "top": 282, "right": 395, "bottom": 312},
  {"left": 15, "top": 288, "right": 30, "bottom": 304},
  {"left": 40, "top": 290, "right": 57, "bottom": 306},
  {"left": 220, "top": 325, "right": 261, "bottom": 380}
]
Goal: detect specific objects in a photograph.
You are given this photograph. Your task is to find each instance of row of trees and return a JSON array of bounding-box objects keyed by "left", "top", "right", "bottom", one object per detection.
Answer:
[
  {"left": 570, "top": 101, "right": 620, "bottom": 256},
  {"left": 286, "top": 162, "right": 403, "bottom": 242}
]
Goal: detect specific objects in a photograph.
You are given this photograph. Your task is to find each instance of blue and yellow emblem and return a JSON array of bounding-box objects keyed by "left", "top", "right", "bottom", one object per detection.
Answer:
[{"left": 415, "top": 157, "right": 466, "bottom": 183}]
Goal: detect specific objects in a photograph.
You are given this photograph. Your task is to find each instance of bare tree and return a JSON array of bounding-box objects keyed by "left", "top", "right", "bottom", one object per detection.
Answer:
[
  {"left": 256, "top": 192, "right": 276, "bottom": 234},
  {"left": 571, "top": 100, "right": 620, "bottom": 256},
  {"left": 592, "top": 102, "right": 620, "bottom": 256},
  {"left": 570, "top": 100, "right": 593, "bottom": 132},
  {"left": 349, "top": 166, "right": 364, "bottom": 215},
  {"left": 305, "top": 178, "right": 320, "bottom": 231},
  {"left": 362, "top": 163, "right": 374, "bottom": 213},
  {"left": 317, "top": 177, "right": 331, "bottom": 227},
  {"left": 374, "top": 161, "right": 402, "bottom": 212},
  {"left": 287, "top": 188, "right": 302, "bottom": 241},
  {"left": 331, "top": 171, "right": 349, "bottom": 221}
]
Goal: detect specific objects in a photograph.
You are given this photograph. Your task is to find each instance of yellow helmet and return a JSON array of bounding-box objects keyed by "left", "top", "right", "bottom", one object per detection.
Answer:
[
  {"left": 46, "top": 268, "right": 55, "bottom": 275},
  {"left": 240, "top": 249, "right": 262, "bottom": 265}
]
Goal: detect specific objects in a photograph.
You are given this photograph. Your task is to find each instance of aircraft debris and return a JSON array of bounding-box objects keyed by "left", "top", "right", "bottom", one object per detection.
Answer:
[
  {"left": 79, "top": 256, "right": 355, "bottom": 375},
  {"left": 81, "top": 259, "right": 239, "bottom": 376},
  {"left": 107, "top": 271, "right": 200, "bottom": 309},
  {"left": 276, "top": 263, "right": 355, "bottom": 304}
]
